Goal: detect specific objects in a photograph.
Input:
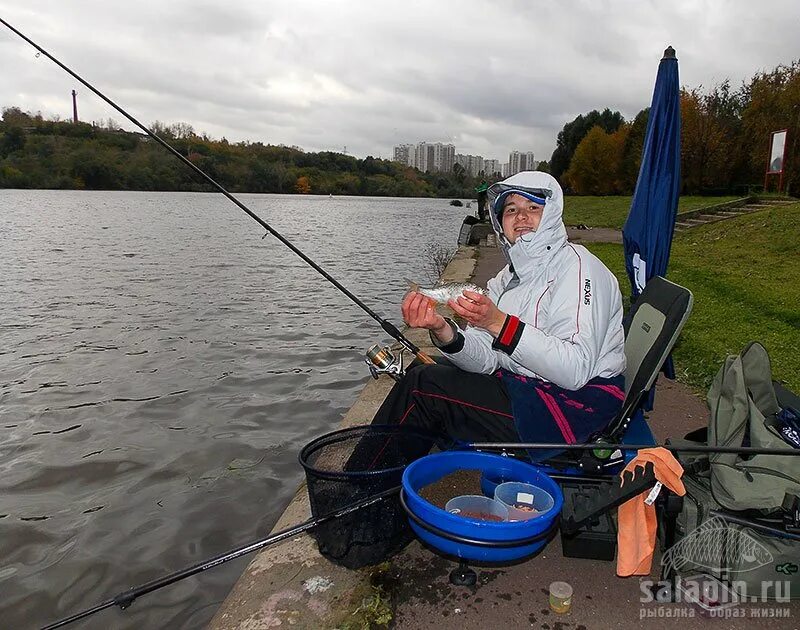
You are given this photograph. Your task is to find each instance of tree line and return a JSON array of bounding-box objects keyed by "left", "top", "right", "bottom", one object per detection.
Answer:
[
  {"left": 3, "top": 58, "right": 797, "bottom": 198},
  {"left": 0, "top": 110, "right": 484, "bottom": 198},
  {"left": 549, "top": 60, "right": 799, "bottom": 196}
]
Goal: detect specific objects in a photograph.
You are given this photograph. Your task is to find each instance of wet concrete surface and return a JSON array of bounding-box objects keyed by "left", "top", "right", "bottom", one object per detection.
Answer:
[{"left": 388, "top": 533, "right": 799, "bottom": 629}]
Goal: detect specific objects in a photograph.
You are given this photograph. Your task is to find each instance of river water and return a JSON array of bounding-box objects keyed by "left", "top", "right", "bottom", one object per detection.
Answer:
[{"left": 0, "top": 190, "right": 467, "bottom": 629}]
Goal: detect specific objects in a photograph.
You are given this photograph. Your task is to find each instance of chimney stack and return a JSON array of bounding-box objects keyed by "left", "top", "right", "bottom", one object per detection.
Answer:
[{"left": 72, "top": 89, "right": 78, "bottom": 123}]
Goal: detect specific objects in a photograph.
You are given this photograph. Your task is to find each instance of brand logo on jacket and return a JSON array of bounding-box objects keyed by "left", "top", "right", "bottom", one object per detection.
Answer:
[{"left": 583, "top": 279, "right": 592, "bottom": 305}]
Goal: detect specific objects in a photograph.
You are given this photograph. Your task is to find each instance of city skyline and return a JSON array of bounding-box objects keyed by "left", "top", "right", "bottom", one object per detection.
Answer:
[{"left": 394, "top": 142, "right": 536, "bottom": 177}]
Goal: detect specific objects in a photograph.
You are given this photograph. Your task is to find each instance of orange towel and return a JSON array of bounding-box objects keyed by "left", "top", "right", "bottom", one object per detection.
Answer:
[{"left": 616, "top": 447, "right": 686, "bottom": 577}]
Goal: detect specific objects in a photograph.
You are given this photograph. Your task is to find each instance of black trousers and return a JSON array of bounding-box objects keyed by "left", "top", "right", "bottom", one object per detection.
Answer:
[{"left": 372, "top": 360, "right": 520, "bottom": 445}]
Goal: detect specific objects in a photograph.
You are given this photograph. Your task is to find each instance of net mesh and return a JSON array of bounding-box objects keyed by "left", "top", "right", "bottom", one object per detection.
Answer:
[{"left": 299, "top": 424, "right": 441, "bottom": 569}]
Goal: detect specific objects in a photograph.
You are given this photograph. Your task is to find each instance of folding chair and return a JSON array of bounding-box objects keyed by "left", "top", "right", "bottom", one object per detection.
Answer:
[
  {"left": 545, "top": 275, "right": 694, "bottom": 475},
  {"left": 537, "top": 276, "right": 695, "bottom": 561}
]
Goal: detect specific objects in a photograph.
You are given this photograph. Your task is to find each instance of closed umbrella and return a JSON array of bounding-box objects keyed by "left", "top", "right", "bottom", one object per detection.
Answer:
[{"left": 623, "top": 45, "right": 682, "bottom": 390}]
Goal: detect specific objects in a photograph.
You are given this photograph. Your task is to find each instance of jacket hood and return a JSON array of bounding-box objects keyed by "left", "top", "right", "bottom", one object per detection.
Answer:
[{"left": 486, "top": 171, "right": 568, "bottom": 278}]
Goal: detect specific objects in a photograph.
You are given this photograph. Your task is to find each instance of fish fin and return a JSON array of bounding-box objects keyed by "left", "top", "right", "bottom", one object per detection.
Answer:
[{"left": 404, "top": 278, "right": 420, "bottom": 292}]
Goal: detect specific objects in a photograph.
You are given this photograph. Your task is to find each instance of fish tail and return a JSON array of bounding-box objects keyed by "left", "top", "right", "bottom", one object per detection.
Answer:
[{"left": 404, "top": 278, "right": 420, "bottom": 292}]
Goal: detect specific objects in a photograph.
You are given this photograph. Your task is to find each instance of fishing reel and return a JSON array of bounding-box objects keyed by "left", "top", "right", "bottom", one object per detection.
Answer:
[{"left": 364, "top": 344, "right": 405, "bottom": 382}]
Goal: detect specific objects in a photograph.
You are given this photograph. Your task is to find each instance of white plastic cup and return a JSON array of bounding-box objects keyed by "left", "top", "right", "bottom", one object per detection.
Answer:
[
  {"left": 494, "top": 481, "right": 554, "bottom": 521},
  {"left": 445, "top": 495, "right": 508, "bottom": 522}
]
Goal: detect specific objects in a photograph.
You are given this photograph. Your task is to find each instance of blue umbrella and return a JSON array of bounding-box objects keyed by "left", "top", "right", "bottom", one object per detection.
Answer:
[{"left": 623, "top": 46, "right": 681, "bottom": 392}]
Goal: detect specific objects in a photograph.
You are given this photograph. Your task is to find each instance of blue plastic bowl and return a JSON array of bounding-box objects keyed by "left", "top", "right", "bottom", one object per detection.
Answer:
[
  {"left": 479, "top": 464, "right": 519, "bottom": 497},
  {"left": 401, "top": 451, "right": 563, "bottom": 562}
]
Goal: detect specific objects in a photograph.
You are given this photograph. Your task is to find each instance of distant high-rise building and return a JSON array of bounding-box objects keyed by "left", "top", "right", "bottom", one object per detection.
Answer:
[
  {"left": 392, "top": 144, "right": 416, "bottom": 167},
  {"left": 508, "top": 151, "right": 536, "bottom": 175},
  {"left": 413, "top": 142, "right": 455, "bottom": 173},
  {"left": 483, "top": 159, "right": 501, "bottom": 176},
  {"left": 439, "top": 143, "right": 455, "bottom": 173},
  {"left": 415, "top": 142, "right": 433, "bottom": 172},
  {"left": 455, "top": 153, "right": 485, "bottom": 177},
  {"left": 502, "top": 162, "right": 511, "bottom": 177}
]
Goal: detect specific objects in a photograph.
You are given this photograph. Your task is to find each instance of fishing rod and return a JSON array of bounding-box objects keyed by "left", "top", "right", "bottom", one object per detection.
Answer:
[
  {"left": 468, "top": 441, "right": 800, "bottom": 457},
  {"left": 40, "top": 485, "right": 401, "bottom": 630},
  {"left": 0, "top": 17, "right": 434, "bottom": 365}
]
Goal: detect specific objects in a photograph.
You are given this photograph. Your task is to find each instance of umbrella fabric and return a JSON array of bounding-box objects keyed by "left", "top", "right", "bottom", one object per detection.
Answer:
[{"left": 623, "top": 46, "right": 681, "bottom": 385}]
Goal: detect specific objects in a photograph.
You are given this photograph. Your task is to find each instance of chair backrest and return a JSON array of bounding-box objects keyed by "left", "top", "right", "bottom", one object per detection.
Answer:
[{"left": 603, "top": 276, "right": 693, "bottom": 439}]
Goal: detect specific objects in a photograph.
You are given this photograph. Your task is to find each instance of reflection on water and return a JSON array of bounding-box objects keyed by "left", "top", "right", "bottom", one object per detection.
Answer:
[{"left": 0, "top": 189, "right": 466, "bottom": 629}]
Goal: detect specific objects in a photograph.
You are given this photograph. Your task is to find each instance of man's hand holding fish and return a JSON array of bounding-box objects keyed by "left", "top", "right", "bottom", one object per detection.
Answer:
[
  {"left": 447, "top": 290, "right": 506, "bottom": 337},
  {"left": 401, "top": 291, "right": 454, "bottom": 344}
]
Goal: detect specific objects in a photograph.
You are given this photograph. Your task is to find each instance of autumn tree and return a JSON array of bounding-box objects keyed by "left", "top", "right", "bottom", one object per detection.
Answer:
[
  {"left": 549, "top": 108, "right": 625, "bottom": 181},
  {"left": 563, "top": 125, "right": 629, "bottom": 195},
  {"left": 738, "top": 61, "right": 800, "bottom": 195},
  {"left": 452, "top": 162, "right": 467, "bottom": 184},
  {"left": 680, "top": 81, "right": 744, "bottom": 194},
  {"left": 618, "top": 108, "right": 649, "bottom": 193},
  {"left": 0, "top": 125, "right": 26, "bottom": 156},
  {"left": 294, "top": 175, "right": 311, "bottom": 194}
]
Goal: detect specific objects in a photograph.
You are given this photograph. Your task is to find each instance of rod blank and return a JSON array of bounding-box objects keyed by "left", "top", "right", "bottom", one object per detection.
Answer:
[
  {"left": 469, "top": 442, "right": 800, "bottom": 456},
  {"left": 41, "top": 486, "right": 400, "bottom": 629}
]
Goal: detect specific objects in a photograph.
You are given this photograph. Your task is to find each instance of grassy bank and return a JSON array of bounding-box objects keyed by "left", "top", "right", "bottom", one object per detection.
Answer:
[
  {"left": 584, "top": 202, "right": 800, "bottom": 393},
  {"left": 563, "top": 195, "right": 739, "bottom": 229}
]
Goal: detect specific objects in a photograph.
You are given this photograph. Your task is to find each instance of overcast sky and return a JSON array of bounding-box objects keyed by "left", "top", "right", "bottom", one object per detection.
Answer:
[{"left": 1, "top": 1, "right": 798, "bottom": 162}]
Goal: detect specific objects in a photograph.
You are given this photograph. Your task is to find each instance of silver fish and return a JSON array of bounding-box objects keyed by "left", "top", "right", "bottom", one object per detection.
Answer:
[
  {"left": 660, "top": 516, "right": 773, "bottom": 574},
  {"left": 405, "top": 279, "right": 487, "bottom": 304}
]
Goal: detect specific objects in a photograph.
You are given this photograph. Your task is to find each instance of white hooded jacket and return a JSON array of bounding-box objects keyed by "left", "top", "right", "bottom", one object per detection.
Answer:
[{"left": 437, "top": 171, "right": 626, "bottom": 391}]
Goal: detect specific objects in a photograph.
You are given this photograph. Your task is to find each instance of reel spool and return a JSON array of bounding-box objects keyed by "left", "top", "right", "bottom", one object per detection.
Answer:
[{"left": 364, "top": 344, "right": 405, "bottom": 381}]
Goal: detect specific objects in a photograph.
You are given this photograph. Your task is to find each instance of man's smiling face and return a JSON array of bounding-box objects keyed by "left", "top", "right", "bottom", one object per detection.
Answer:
[{"left": 501, "top": 193, "right": 545, "bottom": 244}]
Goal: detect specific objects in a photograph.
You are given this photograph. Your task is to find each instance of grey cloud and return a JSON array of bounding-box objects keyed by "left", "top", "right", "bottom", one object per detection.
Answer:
[{"left": 2, "top": 0, "right": 798, "bottom": 161}]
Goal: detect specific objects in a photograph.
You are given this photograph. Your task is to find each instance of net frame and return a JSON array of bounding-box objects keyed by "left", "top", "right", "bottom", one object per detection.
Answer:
[{"left": 299, "top": 424, "right": 443, "bottom": 568}]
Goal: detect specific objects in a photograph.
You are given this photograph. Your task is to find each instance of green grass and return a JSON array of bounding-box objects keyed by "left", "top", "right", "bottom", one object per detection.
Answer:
[
  {"left": 563, "top": 195, "right": 740, "bottom": 229},
  {"left": 584, "top": 202, "right": 800, "bottom": 393}
]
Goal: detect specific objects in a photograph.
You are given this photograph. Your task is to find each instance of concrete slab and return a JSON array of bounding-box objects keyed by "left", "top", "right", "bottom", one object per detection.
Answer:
[{"left": 384, "top": 535, "right": 799, "bottom": 629}]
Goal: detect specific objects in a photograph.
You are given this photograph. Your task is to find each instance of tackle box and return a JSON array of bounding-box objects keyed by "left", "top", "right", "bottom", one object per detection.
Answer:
[{"left": 559, "top": 479, "right": 617, "bottom": 561}]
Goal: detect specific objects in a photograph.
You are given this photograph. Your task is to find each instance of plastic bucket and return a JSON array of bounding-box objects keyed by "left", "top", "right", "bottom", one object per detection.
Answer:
[
  {"left": 401, "top": 451, "right": 563, "bottom": 562},
  {"left": 445, "top": 495, "right": 508, "bottom": 522},
  {"left": 494, "top": 482, "right": 555, "bottom": 521}
]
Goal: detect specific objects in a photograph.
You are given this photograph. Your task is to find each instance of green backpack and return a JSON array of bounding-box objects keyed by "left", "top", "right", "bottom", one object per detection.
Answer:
[
  {"left": 706, "top": 341, "right": 800, "bottom": 511},
  {"left": 664, "top": 342, "right": 800, "bottom": 600}
]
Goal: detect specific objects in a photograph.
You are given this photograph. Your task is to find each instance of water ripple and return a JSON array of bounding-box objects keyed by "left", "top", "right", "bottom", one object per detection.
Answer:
[{"left": 0, "top": 189, "right": 466, "bottom": 629}]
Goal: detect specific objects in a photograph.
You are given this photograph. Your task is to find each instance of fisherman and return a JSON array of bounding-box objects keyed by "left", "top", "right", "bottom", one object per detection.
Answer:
[
  {"left": 373, "top": 171, "right": 626, "bottom": 459},
  {"left": 476, "top": 182, "right": 489, "bottom": 222}
]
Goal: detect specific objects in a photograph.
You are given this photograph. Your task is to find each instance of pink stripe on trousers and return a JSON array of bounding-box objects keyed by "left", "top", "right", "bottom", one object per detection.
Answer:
[
  {"left": 535, "top": 388, "right": 577, "bottom": 444},
  {"left": 587, "top": 383, "right": 626, "bottom": 400}
]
